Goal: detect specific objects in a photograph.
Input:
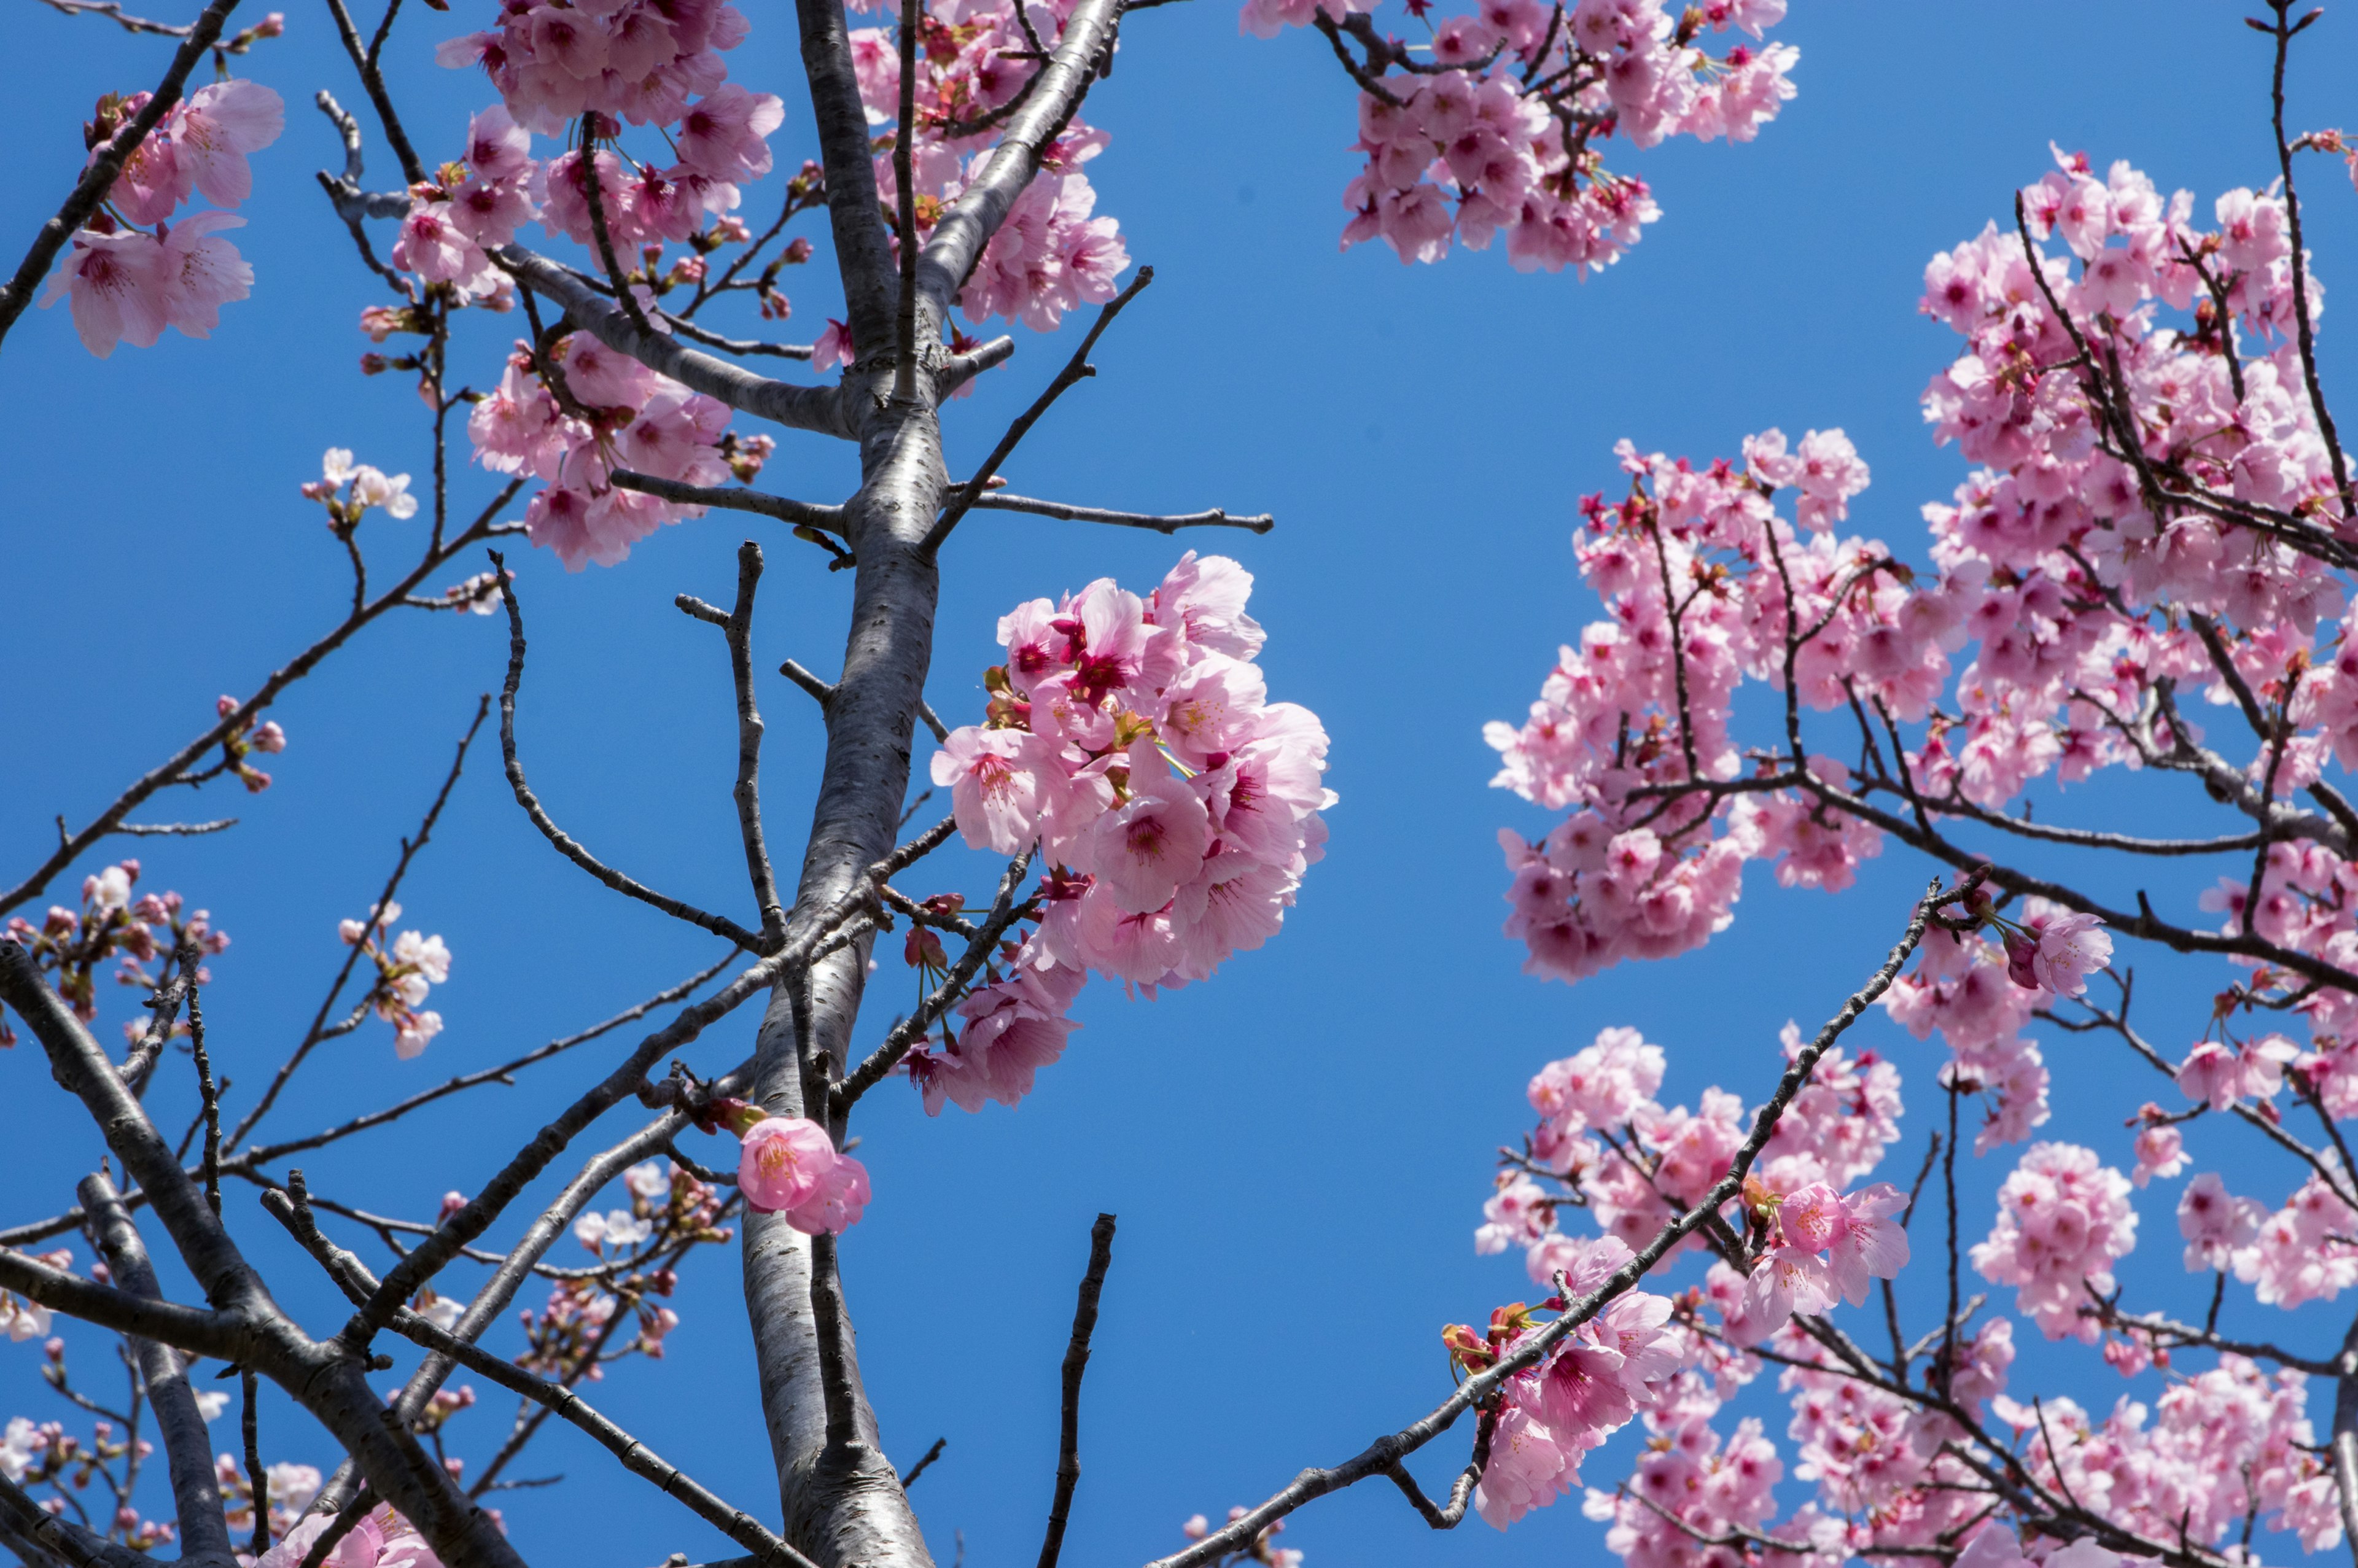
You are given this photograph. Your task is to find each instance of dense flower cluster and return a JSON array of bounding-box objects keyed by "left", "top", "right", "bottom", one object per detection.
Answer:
[
  {"left": 1461, "top": 1023, "right": 1913, "bottom": 1535},
  {"left": 1969, "top": 1141, "right": 2138, "bottom": 1341},
  {"left": 911, "top": 553, "right": 1332, "bottom": 1113},
  {"left": 44, "top": 75, "right": 285, "bottom": 355},
  {"left": 1250, "top": 0, "right": 1792, "bottom": 273},
  {"left": 1451, "top": 125, "right": 2358, "bottom": 1568},
  {"left": 469, "top": 329, "right": 742, "bottom": 569},
  {"left": 1996, "top": 1360, "right": 2342, "bottom": 1554},
  {"left": 258, "top": 1504, "right": 446, "bottom": 1568}
]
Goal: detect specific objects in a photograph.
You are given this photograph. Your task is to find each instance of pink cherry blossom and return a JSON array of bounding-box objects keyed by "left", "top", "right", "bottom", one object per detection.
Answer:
[{"left": 737, "top": 1116, "right": 871, "bottom": 1235}]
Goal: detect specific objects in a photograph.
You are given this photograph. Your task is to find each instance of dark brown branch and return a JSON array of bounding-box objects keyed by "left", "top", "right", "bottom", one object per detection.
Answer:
[
  {"left": 2, "top": 486, "right": 519, "bottom": 922},
  {"left": 269, "top": 1198, "right": 821, "bottom": 1568},
  {"left": 659, "top": 316, "right": 817, "bottom": 361},
  {"left": 1380, "top": 1409, "right": 1492, "bottom": 1529},
  {"left": 496, "top": 249, "right": 847, "bottom": 438},
  {"left": 0, "top": 1478, "right": 148, "bottom": 1568},
  {"left": 1037, "top": 1214, "right": 1116, "bottom": 1568},
  {"left": 967, "top": 493, "right": 1274, "bottom": 535},
  {"left": 492, "top": 556, "right": 768, "bottom": 952},
  {"left": 720, "top": 544, "right": 787, "bottom": 942},
  {"left": 321, "top": 0, "right": 421, "bottom": 185},
  {"left": 2265, "top": 0, "right": 2354, "bottom": 522},
  {"left": 833, "top": 852, "right": 1033, "bottom": 1114},
  {"left": 899, "top": 1439, "right": 946, "bottom": 1489}
]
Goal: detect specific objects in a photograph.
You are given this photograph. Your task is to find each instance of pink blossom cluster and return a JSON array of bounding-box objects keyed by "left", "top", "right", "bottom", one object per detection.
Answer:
[
  {"left": 2174, "top": 1165, "right": 2358, "bottom": 1309},
  {"left": 467, "top": 331, "right": 737, "bottom": 569},
  {"left": 737, "top": 1116, "right": 871, "bottom": 1235},
  {"left": 44, "top": 79, "right": 284, "bottom": 356},
  {"left": 910, "top": 554, "right": 1331, "bottom": 1114},
  {"left": 1485, "top": 431, "right": 1906, "bottom": 985},
  {"left": 424, "top": 4, "right": 789, "bottom": 326},
  {"left": 438, "top": 0, "right": 768, "bottom": 141},
  {"left": 389, "top": 105, "right": 542, "bottom": 302},
  {"left": 1459, "top": 1022, "right": 1911, "bottom": 1538},
  {"left": 1290, "top": 1, "right": 1794, "bottom": 273},
  {"left": 1486, "top": 152, "right": 2357, "bottom": 1018},
  {"left": 1970, "top": 1141, "right": 2138, "bottom": 1341},
  {"left": 429, "top": 0, "right": 792, "bottom": 327},
  {"left": 337, "top": 902, "right": 451, "bottom": 1058},
  {"left": 1878, "top": 895, "right": 2107, "bottom": 1163},
  {"left": 1, "top": 860, "right": 227, "bottom": 1048},
  {"left": 846, "top": 4, "right": 1127, "bottom": 335},
  {"left": 1465, "top": 134, "right": 2358, "bottom": 1568},
  {"left": 1736, "top": 1176, "right": 1909, "bottom": 1341},
  {"left": 0, "top": 1407, "right": 185, "bottom": 1552},
  {"left": 1993, "top": 1358, "right": 2341, "bottom": 1554},
  {"left": 1442, "top": 1237, "right": 1686, "bottom": 1528},
  {"left": 1491, "top": 1025, "right": 1899, "bottom": 1279}
]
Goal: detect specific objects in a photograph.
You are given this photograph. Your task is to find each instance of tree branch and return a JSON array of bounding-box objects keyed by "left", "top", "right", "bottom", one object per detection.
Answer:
[
  {"left": 492, "top": 556, "right": 768, "bottom": 952},
  {"left": 1037, "top": 1214, "right": 1115, "bottom": 1568},
  {"left": 967, "top": 493, "right": 1274, "bottom": 535},
  {"left": 77, "top": 1173, "right": 235, "bottom": 1568},
  {"left": 1145, "top": 883, "right": 1939, "bottom": 1568}
]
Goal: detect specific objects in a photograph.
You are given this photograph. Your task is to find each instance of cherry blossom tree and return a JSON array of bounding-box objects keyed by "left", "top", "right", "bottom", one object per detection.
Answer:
[{"left": 9, "top": 4, "right": 2355, "bottom": 1568}]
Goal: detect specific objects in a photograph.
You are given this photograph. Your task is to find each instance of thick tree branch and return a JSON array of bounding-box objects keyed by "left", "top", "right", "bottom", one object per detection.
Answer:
[
  {"left": 916, "top": 0, "right": 1125, "bottom": 320},
  {"left": 77, "top": 1174, "right": 235, "bottom": 1568},
  {"left": 613, "top": 473, "right": 848, "bottom": 537}
]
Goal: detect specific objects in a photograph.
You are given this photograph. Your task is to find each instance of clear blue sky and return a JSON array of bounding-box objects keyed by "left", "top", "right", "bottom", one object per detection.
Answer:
[{"left": 4, "top": 5, "right": 2356, "bottom": 1567}]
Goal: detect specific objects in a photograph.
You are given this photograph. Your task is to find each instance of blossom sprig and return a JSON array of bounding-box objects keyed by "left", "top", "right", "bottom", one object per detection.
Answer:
[
  {"left": 43, "top": 77, "right": 286, "bottom": 356},
  {"left": 300, "top": 448, "right": 421, "bottom": 534},
  {"left": 519, "top": 1159, "right": 733, "bottom": 1379},
  {"left": 1178, "top": 1508, "right": 1302, "bottom": 1568},
  {"left": 336, "top": 902, "right": 451, "bottom": 1059},
  {"left": 0, "top": 860, "right": 227, "bottom": 1045},
  {"left": 0, "top": 1411, "right": 180, "bottom": 1550}
]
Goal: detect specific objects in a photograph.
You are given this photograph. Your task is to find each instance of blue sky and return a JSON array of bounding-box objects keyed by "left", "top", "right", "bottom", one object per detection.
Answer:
[{"left": 5, "top": 4, "right": 2358, "bottom": 1567}]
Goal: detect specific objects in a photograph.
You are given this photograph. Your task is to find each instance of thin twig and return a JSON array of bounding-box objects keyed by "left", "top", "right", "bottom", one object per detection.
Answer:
[
  {"left": 491, "top": 554, "right": 766, "bottom": 952},
  {"left": 1037, "top": 1214, "right": 1115, "bottom": 1568},
  {"left": 967, "top": 493, "right": 1273, "bottom": 534},
  {"left": 921, "top": 268, "right": 1154, "bottom": 556}
]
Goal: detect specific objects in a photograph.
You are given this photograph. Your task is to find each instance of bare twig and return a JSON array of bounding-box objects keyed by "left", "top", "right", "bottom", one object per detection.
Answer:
[
  {"left": 491, "top": 555, "right": 767, "bottom": 952},
  {"left": 922, "top": 267, "right": 1155, "bottom": 555},
  {"left": 967, "top": 493, "right": 1274, "bottom": 534},
  {"left": 1038, "top": 1214, "right": 1116, "bottom": 1568}
]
